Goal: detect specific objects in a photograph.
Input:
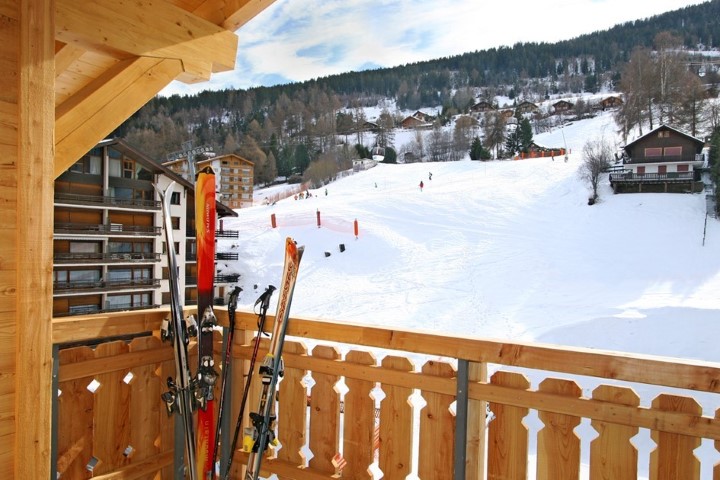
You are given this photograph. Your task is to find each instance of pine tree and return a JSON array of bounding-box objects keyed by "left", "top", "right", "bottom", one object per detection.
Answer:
[{"left": 519, "top": 118, "right": 534, "bottom": 153}]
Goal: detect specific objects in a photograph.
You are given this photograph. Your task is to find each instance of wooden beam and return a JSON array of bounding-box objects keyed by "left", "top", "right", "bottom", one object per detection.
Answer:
[
  {"left": 54, "top": 56, "right": 183, "bottom": 177},
  {"left": 16, "top": 0, "right": 55, "bottom": 478},
  {"left": 56, "top": 0, "right": 238, "bottom": 82},
  {"left": 192, "top": 0, "right": 278, "bottom": 31},
  {"left": 54, "top": 41, "right": 86, "bottom": 78}
]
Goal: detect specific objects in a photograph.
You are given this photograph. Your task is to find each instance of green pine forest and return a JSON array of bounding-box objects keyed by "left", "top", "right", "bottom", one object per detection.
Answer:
[{"left": 112, "top": 0, "right": 720, "bottom": 186}]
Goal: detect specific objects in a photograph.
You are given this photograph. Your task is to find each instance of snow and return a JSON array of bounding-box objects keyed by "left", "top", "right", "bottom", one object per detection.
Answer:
[
  {"left": 220, "top": 111, "right": 720, "bottom": 478},
  {"left": 226, "top": 110, "right": 719, "bottom": 360}
]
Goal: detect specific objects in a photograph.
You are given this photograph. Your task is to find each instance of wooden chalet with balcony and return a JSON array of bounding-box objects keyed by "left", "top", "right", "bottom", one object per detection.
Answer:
[
  {"left": 5, "top": 1, "right": 720, "bottom": 480},
  {"left": 400, "top": 111, "right": 435, "bottom": 129},
  {"left": 599, "top": 95, "right": 624, "bottom": 110},
  {"left": 470, "top": 100, "right": 495, "bottom": 113},
  {"left": 552, "top": 99, "right": 574, "bottom": 114},
  {"left": 515, "top": 100, "right": 539, "bottom": 115},
  {"left": 609, "top": 125, "right": 706, "bottom": 193}
]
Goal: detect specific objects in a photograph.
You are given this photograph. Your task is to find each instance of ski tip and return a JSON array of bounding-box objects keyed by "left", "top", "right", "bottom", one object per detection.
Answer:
[
  {"left": 154, "top": 181, "right": 177, "bottom": 201},
  {"left": 285, "top": 237, "right": 305, "bottom": 261}
]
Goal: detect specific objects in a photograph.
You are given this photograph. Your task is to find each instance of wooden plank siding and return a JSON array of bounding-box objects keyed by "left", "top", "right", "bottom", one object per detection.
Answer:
[{"left": 0, "top": 3, "right": 18, "bottom": 477}]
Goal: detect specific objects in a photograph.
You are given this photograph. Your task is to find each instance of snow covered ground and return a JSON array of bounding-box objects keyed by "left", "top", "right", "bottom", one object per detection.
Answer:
[
  {"left": 227, "top": 111, "right": 719, "bottom": 360},
  {"left": 221, "top": 111, "right": 720, "bottom": 478}
]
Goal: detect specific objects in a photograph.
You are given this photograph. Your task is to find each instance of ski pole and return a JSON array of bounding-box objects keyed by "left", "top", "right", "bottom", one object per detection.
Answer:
[
  {"left": 221, "top": 285, "right": 276, "bottom": 480},
  {"left": 212, "top": 286, "right": 242, "bottom": 477}
]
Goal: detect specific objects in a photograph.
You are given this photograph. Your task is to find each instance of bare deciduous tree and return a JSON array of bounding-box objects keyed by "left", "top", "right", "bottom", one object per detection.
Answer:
[
  {"left": 580, "top": 137, "right": 614, "bottom": 203},
  {"left": 483, "top": 111, "right": 507, "bottom": 159}
]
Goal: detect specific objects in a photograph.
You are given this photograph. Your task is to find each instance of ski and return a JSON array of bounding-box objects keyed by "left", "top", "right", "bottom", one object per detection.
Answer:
[
  {"left": 212, "top": 285, "right": 243, "bottom": 477},
  {"left": 243, "top": 238, "right": 304, "bottom": 480},
  {"left": 158, "top": 182, "right": 199, "bottom": 480},
  {"left": 195, "top": 166, "right": 218, "bottom": 480},
  {"left": 221, "top": 285, "right": 276, "bottom": 480}
]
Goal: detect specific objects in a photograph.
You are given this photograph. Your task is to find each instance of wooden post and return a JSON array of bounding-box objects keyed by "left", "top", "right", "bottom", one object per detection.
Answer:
[{"left": 16, "top": 1, "right": 55, "bottom": 479}]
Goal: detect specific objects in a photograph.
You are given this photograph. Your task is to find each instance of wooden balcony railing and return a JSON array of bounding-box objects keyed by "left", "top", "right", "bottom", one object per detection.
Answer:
[
  {"left": 51, "top": 308, "right": 720, "bottom": 480},
  {"left": 609, "top": 171, "right": 695, "bottom": 184}
]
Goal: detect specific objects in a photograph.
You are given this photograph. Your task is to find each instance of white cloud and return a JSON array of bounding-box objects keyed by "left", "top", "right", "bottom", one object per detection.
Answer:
[{"left": 160, "top": 0, "right": 707, "bottom": 96}]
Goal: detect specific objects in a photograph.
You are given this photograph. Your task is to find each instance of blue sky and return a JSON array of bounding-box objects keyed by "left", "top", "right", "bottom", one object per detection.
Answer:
[{"left": 161, "top": 0, "right": 707, "bottom": 96}]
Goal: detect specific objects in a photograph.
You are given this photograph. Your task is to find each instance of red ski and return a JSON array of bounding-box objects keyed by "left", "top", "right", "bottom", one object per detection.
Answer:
[{"left": 195, "top": 166, "right": 217, "bottom": 479}]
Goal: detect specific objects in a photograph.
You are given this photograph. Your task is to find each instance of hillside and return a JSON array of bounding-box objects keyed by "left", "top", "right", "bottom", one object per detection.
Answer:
[
  {"left": 219, "top": 111, "right": 720, "bottom": 364},
  {"left": 114, "top": 0, "right": 720, "bottom": 164}
]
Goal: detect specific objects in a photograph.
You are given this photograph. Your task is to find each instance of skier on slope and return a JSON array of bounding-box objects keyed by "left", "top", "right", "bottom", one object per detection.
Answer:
[{"left": 419, "top": 180, "right": 424, "bottom": 191}]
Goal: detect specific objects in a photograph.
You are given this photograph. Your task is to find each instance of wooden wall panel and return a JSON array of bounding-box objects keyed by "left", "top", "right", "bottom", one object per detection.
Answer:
[
  {"left": 16, "top": 0, "right": 55, "bottom": 478},
  {"left": 0, "top": 5, "right": 17, "bottom": 479}
]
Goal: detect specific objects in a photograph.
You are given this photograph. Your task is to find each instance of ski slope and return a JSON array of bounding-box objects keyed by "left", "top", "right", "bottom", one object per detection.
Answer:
[
  {"left": 221, "top": 111, "right": 720, "bottom": 361},
  {"left": 219, "top": 111, "right": 720, "bottom": 479}
]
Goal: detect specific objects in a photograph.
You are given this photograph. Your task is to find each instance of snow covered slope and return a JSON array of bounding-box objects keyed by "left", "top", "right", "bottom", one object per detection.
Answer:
[{"left": 221, "top": 111, "right": 720, "bottom": 364}]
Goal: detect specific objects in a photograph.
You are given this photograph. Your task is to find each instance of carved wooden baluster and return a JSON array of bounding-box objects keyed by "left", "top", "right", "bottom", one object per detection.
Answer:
[
  {"left": 277, "top": 341, "right": 308, "bottom": 468},
  {"left": 590, "top": 384, "right": 640, "bottom": 480},
  {"left": 649, "top": 393, "right": 701, "bottom": 480},
  {"left": 57, "top": 346, "right": 95, "bottom": 479},
  {"left": 488, "top": 371, "right": 530, "bottom": 480},
  {"left": 128, "top": 336, "right": 163, "bottom": 471},
  {"left": 308, "top": 345, "right": 341, "bottom": 473},
  {"left": 536, "top": 378, "right": 581, "bottom": 480},
  {"left": 93, "top": 341, "right": 131, "bottom": 476},
  {"left": 343, "top": 350, "right": 377, "bottom": 479},
  {"left": 418, "top": 360, "right": 456, "bottom": 478},
  {"left": 466, "top": 361, "right": 488, "bottom": 480},
  {"left": 378, "top": 355, "right": 414, "bottom": 479}
]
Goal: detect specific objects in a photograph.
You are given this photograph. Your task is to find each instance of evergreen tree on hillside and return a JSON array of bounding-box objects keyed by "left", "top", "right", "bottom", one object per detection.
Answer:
[{"left": 519, "top": 118, "right": 534, "bottom": 153}]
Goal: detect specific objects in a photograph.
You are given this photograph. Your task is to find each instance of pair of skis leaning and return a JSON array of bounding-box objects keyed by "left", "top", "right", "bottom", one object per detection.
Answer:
[
  {"left": 221, "top": 239, "right": 304, "bottom": 480},
  {"left": 159, "top": 176, "right": 303, "bottom": 479},
  {"left": 158, "top": 166, "right": 219, "bottom": 480}
]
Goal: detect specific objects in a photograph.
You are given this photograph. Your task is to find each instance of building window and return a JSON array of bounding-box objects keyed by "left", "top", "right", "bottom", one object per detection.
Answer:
[
  {"left": 645, "top": 147, "right": 662, "bottom": 157},
  {"left": 664, "top": 146, "right": 682, "bottom": 157},
  {"left": 171, "top": 192, "right": 181, "bottom": 205},
  {"left": 171, "top": 217, "right": 180, "bottom": 230},
  {"left": 69, "top": 241, "right": 100, "bottom": 253},
  {"left": 123, "top": 160, "right": 135, "bottom": 179}
]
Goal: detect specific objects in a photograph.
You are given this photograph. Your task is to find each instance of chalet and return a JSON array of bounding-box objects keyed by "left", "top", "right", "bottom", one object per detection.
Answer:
[
  {"left": 412, "top": 110, "right": 435, "bottom": 122},
  {"left": 515, "top": 101, "right": 539, "bottom": 114},
  {"left": 552, "top": 100, "right": 574, "bottom": 114},
  {"left": 609, "top": 125, "right": 705, "bottom": 193},
  {"left": 500, "top": 109, "right": 515, "bottom": 119},
  {"left": 400, "top": 114, "right": 432, "bottom": 129},
  {"left": 470, "top": 100, "right": 495, "bottom": 113},
  {"left": 360, "top": 121, "right": 380, "bottom": 132},
  {"left": 599, "top": 95, "right": 624, "bottom": 110}
]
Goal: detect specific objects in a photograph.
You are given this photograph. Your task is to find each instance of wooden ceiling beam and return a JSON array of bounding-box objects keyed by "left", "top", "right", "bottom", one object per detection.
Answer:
[
  {"left": 192, "top": 0, "right": 276, "bottom": 31},
  {"left": 54, "top": 56, "right": 184, "bottom": 177},
  {"left": 56, "top": 0, "right": 238, "bottom": 83},
  {"left": 54, "top": 42, "right": 86, "bottom": 79}
]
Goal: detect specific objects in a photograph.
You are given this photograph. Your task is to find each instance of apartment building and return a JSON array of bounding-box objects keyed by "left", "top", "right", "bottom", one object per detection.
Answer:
[
  {"left": 163, "top": 153, "right": 254, "bottom": 209},
  {"left": 53, "top": 138, "right": 238, "bottom": 317}
]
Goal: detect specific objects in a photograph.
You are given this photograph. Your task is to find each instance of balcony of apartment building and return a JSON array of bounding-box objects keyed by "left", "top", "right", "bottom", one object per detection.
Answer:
[
  {"left": 53, "top": 266, "right": 160, "bottom": 318},
  {"left": 54, "top": 190, "right": 161, "bottom": 211}
]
